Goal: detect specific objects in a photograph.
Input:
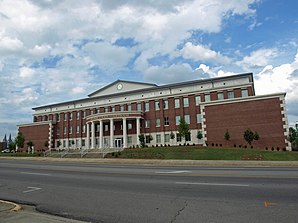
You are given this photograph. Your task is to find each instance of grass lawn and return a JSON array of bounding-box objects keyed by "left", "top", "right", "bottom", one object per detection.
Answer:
[
  {"left": 0, "top": 152, "right": 43, "bottom": 157},
  {"left": 107, "top": 146, "right": 298, "bottom": 161}
]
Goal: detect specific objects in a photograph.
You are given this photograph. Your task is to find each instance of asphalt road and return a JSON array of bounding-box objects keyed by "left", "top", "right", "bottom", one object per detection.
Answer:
[{"left": 0, "top": 159, "right": 297, "bottom": 223}]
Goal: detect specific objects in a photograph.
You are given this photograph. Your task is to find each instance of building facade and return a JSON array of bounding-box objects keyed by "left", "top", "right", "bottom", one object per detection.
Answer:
[{"left": 17, "top": 73, "right": 292, "bottom": 152}]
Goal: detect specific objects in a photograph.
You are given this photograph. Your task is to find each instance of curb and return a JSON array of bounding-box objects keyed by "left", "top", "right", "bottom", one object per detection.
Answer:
[{"left": 0, "top": 200, "right": 22, "bottom": 212}]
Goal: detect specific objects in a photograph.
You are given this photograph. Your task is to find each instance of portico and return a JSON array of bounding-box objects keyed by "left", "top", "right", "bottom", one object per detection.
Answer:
[{"left": 85, "top": 111, "right": 142, "bottom": 149}]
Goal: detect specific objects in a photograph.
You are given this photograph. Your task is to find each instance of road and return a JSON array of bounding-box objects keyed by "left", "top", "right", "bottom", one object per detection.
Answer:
[{"left": 0, "top": 159, "right": 297, "bottom": 223}]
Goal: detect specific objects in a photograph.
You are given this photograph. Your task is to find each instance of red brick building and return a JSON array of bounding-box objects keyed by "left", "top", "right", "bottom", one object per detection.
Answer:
[{"left": 17, "top": 73, "right": 291, "bottom": 152}]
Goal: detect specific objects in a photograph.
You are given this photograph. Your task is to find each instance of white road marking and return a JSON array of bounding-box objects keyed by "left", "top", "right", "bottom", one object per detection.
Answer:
[
  {"left": 20, "top": 172, "right": 51, "bottom": 176},
  {"left": 156, "top": 170, "right": 192, "bottom": 174},
  {"left": 176, "top": 182, "right": 249, "bottom": 187},
  {"left": 23, "top": 187, "right": 42, "bottom": 193}
]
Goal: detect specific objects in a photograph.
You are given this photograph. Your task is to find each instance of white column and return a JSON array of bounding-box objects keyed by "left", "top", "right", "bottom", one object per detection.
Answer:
[
  {"left": 86, "top": 122, "right": 90, "bottom": 149},
  {"left": 136, "top": 117, "right": 141, "bottom": 146},
  {"left": 110, "top": 119, "right": 114, "bottom": 148},
  {"left": 123, "top": 118, "right": 127, "bottom": 148},
  {"left": 91, "top": 121, "right": 95, "bottom": 149},
  {"left": 99, "top": 120, "right": 103, "bottom": 149}
]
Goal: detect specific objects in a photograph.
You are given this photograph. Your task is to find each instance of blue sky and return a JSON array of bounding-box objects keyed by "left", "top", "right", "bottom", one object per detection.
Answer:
[{"left": 0, "top": 0, "right": 298, "bottom": 140}]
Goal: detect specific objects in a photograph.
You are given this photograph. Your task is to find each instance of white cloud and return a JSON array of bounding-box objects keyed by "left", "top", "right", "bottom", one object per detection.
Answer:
[
  {"left": 19, "top": 66, "right": 36, "bottom": 78},
  {"left": 0, "top": 31, "right": 24, "bottom": 52},
  {"left": 182, "top": 42, "right": 231, "bottom": 64},
  {"left": 237, "top": 48, "right": 279, "bottom": 70}
]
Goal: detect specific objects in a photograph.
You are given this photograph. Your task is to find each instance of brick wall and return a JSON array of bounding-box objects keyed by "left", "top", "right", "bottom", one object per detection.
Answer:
[
  {"left": 18, "top": 124, "right": 50, "bottom": 152},
  {"left": 204, "top": 97, "right": 287, "bottom": 150}
]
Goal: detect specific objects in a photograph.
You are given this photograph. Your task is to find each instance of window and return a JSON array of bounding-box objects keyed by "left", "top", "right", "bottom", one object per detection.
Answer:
[
  {"left": 96, "top": 124, "right": 99, "bottom": 132},
  {"left": 90, "top": 110, "right": 94, "bottom": 115},
  {"left": 64, "top": 113, "right": 67, "bottom": 121},
  {"left": 104, "top": 107, "right": 108, "bottom": 113},
  {"left": 184, "top": 115, "right": 190, "bottom": 124},
  {"left": 197, "top": 114, "right": 202, "bottom": 123},
  {"left": 176, "top": 116, "right": 180, "bottom": 125},
  {"left": 111, "top": 106, "right": 115, "bottom": 112},
  {"left": 156, "top": 118, "right": 160, "bottom": 127},
  {"left": 63, "top": 140, "right": 66, "bottom": 147},
  {"left": 176, "top": 133, "right": 181, "bottom": 142},
  {"left": 204, "top": 94, "right": 210, "bottom": 102},
  {"left": 57, "top": 114, "right": 60, "bottom": 122},
  {"left": 195, "top": 96, "right": 201, "bottom": 105},
  {"left": 156, "top": 134, "right": 161, "bottom": 143},
  {"left": 120, "top": 105, "right": 124, "bottom": 112},
  {"left": 186, "top": 132, "right": 191, "bottom": 141},
  {"left": 69, "top": 113, "right": 73, "bottom": 120},
  {"left": 76, "top": 139, "right": 79, "bottom": 147},
  {"left": 217, "top": 92, "right": 224, "bottom": 100},
  {"left": 145, "top": 120, "right": 150, "bottom": 128},
  {"left": 183, "top": 97, "right": 189, "bottom": 107},
  {"left": 241, "top": 89, "right": 248, "bottom": 97},
  {"left": 137, "top": 103, "right": 142, "bottom": 111},
  {"left": 128, "top": 136, "right": 132, "bottom": 144},
  {"left": 105, "top": 124, "right": 109, "bottom": 131},
  {"left": 145, "top": 135, "right": 151, "bottom": 143},
  {"left": 69, "top": 126, "right": 72, "bottom": 134},
  {"left": 82, "top": 139, "right": 85, "bottom": 147},
  {"left": 228, "top": 91, "right": 234, "bottom": 99},
  {"left": 164, "top": 117, "right": 169, "bottom": 126},
  {"left": 164, "top": 134, "right": 170, "bottom": 143},
  {"left": 83, "top": 111, "right": 86, "bottom": 119},
  {"left": 82, "top": 125, "right": 86, "bottom": 133},
  {"left": 128, "top": 122, "right": 132, "bottom": 129},
  {"left": 97, "top": 108, "right": 100, "bottom": 114},
  {"left": 175, "top": 98, "right": 180, "bottom": 108},
  {"left": 163, "top": 100, "right": 168, "bottom": 109},
  {"left": 76, "top": 126, "right": 80, "bottom": 133},
  {"left": 145, "top": 102, "right": 149, "bottom": 111},
  {"left": 64, "top": 127, "right": 66, "bottom": 134},
  {"left": 76, "top": 112, "right": 80, "bottom": 120},
  {"left": 155, "top": 101, "right": 160, "bottom": 110},
  {"left": 127, "top": 104, "right": 131, "bottom": 111}
]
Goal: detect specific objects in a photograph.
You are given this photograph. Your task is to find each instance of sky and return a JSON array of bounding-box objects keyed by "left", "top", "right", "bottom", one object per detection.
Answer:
[{"left": 0, "top": 0, "right": 298, "bottom": 140}]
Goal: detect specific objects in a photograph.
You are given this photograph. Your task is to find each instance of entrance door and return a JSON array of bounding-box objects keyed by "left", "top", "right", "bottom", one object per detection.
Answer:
[{"left": 114, "top": 138, "right": 123, "bottom": 148}]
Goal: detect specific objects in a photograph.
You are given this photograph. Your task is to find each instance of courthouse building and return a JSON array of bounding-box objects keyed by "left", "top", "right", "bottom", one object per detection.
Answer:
[{"left": 17, "top": 73, "right": 292, "bottom": 151}]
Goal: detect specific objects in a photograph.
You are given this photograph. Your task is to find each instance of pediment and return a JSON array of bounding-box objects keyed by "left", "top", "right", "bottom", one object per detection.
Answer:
[{"left": 88, "top": 80, "right": 157, "bottom": 97}]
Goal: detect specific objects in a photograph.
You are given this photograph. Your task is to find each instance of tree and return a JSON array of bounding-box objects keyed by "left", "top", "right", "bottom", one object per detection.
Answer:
[
  {"left": 289, "top": 127, "right": 298, "bottom": 149},
  {"left": 243, "top": 129, "right": 260, "bottom": 145},
  {"left": 57, "top": 141, "right": 61, "bottom": 148},
  {"left": 15, "top": 132, "right": 25, "bottom": 148},
  {"left": 170, "top": 131, "right": 175, "bottom": 140},
  {"left": 27, "top": 141, "right": 34, "bottom": 153},
  {"left": 138, "top": 134, "right": 145, "bottom": 148},
  {"left": 224, "top": 130, "right": 230, "bottom": 141},
  {"left": 8, "top": 141, "right": 16, "bottom": 151},
  {"left": 197, "top": 131, "right": 203, "bottom": 140},
  {"left": 178, "top": 118, "right": 190, "bottom": 144}
]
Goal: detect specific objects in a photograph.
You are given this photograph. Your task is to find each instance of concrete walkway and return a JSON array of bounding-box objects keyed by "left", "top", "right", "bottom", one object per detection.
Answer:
[
  {"left": 0, "top": 200, "right": 85, "bottom": 223},
  {"left": 1, "top": 156, "right": 298, "bottom": 166}
]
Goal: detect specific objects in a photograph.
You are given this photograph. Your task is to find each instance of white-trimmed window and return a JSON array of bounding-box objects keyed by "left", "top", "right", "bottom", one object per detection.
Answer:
[
  {"left": 145, "top": 120, "right": 150, "bottom": 128},
  {"left": 83, "top": 111, "right": 86, "bottom": 119},
  {"left": 195, "top": 96, "right": 201, "bottom": 105},
  {"left": 241, "top": 89, "right": 248, "bottom": 97},
  {"left": 137, "top": 103, "right": 142, "bottom": 111},
  {"left": 76, "top": 112, "right": 80, "bottom": 120},
  {"left": 105, "top": 124, "right": 109, "bottom": 131},
  {"left": 57, "top": 114, "right": 60, "bottom": 122},
  {"left": 64, "top": 127, "right": 66, "bottom": 135},
  {"left": 82, "top": 125, "right": 86, "bottom": 133},
  {"left": 128, "top": 136, "right": 132, "bottom": 144},
  {"left": 184, "top": 115, "right": 190, "bottom": 124},
  {"left": 217, "top": 92, "right": 224, "bottom": 100},
  {"left": 128, "top": 122, "right": 132, "bottom": 129},
  {"left": 163, "top": 100, "right": 168, "bottom": 109},
  {"left": 127, "top": 104, "right": 131, "bottom": 111},
  {"left": 120, "top": 105, "right": 124, "bottom": 112},
  {"left": 104, "top": 107, "right": 108, "bottom": 113},
  {"left": 156, "top": 134, "right": 161, "bottom": 143},
  {"left": 64, "top": 113, "right": 67, "bottom": 121},
  {"left": 175, "top": 98, "right": 180, "bottom": 108},
  {"left": 204, "top": 94, "right": 210, "bottom": 102},
  {"left": 145, "top": 102, "right": 149, "bottom": 111},
  {"left": 111, "top": 106, "right": 115, "bottom": 112},
  {"left": 176, "top": 116, "right": 180, "bottom": 125},
  {"left": 183, "top": 97, "right": 189, "bottom": 107},
  {"left": 76, "top": 125, "right": 80, "bottom": 133},
  {"left": 164, "top": 117, "right": 169, "bottom": 126},
  {"left": 164, "top": 134, "right": 170, "bottom": 143},
  {"left": 176, "top": 133, "right": 181, "bottom": 142},
  {"left": 69, "top": 113, "right": 73, "bottom": 120},
  {"left": 90, "top": 110, "right": 94, "bottom": 115},
  {"left": 228, "top": 91, "right": 234, "bottom": 99},
  {"left": 197, "top": 114, "right": 202, "bottom": 123},
  {"left": 156, "top": 118, "right": 160, "bottom": 127},
  {"left": 69, "top": 126, "right": 72, "bottom": 134},
  {"left": 155, "top": 101, "right": 160, "bottom": 110}
]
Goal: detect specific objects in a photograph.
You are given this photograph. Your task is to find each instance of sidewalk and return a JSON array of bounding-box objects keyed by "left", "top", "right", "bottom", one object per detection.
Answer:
[{"left": 0, "top": 200, "right": 85, "bottom": 223}]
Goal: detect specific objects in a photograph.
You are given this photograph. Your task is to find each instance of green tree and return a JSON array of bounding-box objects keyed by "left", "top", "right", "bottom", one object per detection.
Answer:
[
  {"left": 8, "top": 141, "right": 16, "bottom": 151},
  {"left": 289, "top": 127, "right": 298, "bottom": 149},
  {"left": 197, "top": 131, "right": 203, "bottom": 140},
  {"left": 138, "top": 134, "right": 145, "bottom": 148},
  {"left": 170, "top": 131, "right": 175, "bottom": 140},
  {"left": 244, "top": 129, "right": 260, "bottom": 145},
  {"left": 15, "top": 132, "right": 25, "bottom": 148},
  {"left": 178, "top": 118, "right": 190, "bottom": 144},
  {"left": 224, "top": 130, "right": 230, "bottom": 141}
]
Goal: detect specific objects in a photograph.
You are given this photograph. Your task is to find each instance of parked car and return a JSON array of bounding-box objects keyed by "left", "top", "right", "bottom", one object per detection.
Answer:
[{"left": 1, "top": 149, "right": 10, "bottom": 153}]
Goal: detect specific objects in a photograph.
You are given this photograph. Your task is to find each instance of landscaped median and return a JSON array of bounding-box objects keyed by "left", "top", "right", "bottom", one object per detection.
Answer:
[{"left": 105, "top": 146, "right": 298, "bottom": 161}]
